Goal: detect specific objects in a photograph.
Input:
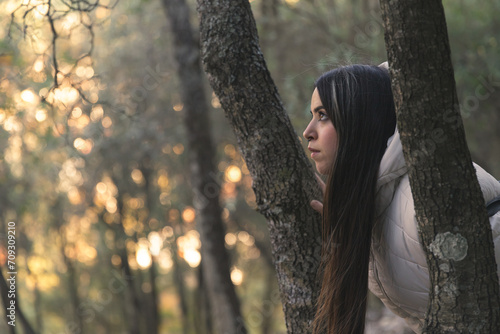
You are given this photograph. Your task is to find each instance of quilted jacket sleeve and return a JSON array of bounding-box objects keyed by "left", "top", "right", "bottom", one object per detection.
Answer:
[{"left": 370, "top": 164, "right": 500, "bottom": 333}]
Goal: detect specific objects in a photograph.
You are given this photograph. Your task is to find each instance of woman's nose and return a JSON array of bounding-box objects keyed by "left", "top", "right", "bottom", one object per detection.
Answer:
[{"left": 303, "top": 121, "right": 316, "bottom": 142}]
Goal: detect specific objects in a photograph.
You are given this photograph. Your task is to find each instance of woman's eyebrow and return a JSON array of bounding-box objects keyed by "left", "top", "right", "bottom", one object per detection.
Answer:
[{"left": 311, "top": 106, "right": 326, "bottom": 113}]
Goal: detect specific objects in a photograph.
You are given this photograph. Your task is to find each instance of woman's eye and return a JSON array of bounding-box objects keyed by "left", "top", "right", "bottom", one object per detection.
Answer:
[{"left": 318, "top": 112, "right": 328, "bottom": 121}]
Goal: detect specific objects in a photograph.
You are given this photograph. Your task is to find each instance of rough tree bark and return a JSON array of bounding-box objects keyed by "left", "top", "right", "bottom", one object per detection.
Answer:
[
  {"left": 380, "top": 1, "right": 500, "bottom": 332},
  {"left": 162, "top": 0, "right": 247, "bottom": 332},
  {"left": 197, "top": 0, "right": 323, "bottom": 332}
]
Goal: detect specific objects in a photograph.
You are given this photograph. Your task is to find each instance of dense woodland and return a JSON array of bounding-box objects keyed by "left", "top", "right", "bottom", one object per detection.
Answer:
[{"left": 0, "top": 0, "right": 499, "bottom": 333}]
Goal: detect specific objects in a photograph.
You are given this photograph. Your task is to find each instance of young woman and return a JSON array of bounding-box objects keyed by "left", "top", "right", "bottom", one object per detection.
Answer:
[{"left": 303, "top": 64, "right": 500, "bottom": 333}]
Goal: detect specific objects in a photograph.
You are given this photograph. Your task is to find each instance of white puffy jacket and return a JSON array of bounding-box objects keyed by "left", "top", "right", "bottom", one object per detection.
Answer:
[{"left": 368, "top": 129, "right": 500, "bottom": 333}]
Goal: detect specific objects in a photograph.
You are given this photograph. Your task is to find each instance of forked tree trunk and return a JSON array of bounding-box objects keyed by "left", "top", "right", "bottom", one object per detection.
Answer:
[
  {"left": 162, "top": 0, "right": 247, "bottom": 332},
  {"left": 196, "top": 0, "right": 323, "bottom": 332},
  {"left": 380, "top": 0, "right": 500, "bottom": 332}
]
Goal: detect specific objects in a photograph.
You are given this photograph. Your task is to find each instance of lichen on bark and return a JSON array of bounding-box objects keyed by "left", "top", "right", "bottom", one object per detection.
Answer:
[{"left": 428, "top": 232, "right": 468, "bottom": 261}]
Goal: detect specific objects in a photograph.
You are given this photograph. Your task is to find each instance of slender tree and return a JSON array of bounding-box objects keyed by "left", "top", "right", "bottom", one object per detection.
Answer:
[
  {"left": 162, "top": 0, "right": 247, "bottom": 332},
  {"left": 196, "top": 0, "right": 323, "bottom": 332},
  {"left": 0, "top": 269, "right": 36, "bottom": 334},
  {"left": 53, "top": 197, "right": 86, "bottom": 334},
  {"left": 0, "top": 269, "right": 17, "bottom": 334},
  {"left": 140, "top": 163, "right": 160, "bottom": 334},
  {"left": 380, "top": 0, "right": 500, "bottom": 332},
  {"left": 169, "top": 222, "right": 190, "bottom": 334},
  {"left": 114, "top": 193, "right": 142, "bottom": 334}
]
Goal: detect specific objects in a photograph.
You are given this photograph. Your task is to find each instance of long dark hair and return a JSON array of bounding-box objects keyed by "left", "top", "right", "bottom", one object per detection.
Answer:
[{"left": 312, "top": 65, "right": 396, "bottom": 334}]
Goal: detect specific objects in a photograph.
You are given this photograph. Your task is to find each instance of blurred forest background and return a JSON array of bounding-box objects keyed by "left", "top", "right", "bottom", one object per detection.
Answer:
[{"left": 0, "top": 0, "right": 498, "bottom": 333}]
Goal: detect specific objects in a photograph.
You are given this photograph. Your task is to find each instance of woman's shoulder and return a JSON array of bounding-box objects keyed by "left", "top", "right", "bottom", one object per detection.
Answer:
[{"left": 473, "top": 163, "right": 500, "bottom": 203}]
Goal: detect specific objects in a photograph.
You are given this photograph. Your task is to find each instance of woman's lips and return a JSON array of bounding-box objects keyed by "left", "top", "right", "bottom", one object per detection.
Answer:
[{"left": 308, "top": 147, "right": 319, "bottom": 158}]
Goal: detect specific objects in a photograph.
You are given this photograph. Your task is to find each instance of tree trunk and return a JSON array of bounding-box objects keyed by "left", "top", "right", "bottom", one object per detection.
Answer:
[
  {"left": 0, "top": 269, "right": 36, "bottom": 334},
  {"left": 61, "top": 242, "right": 84, "bottom": 333},
  {"left": 196, "top": 261, "right": 213, "bottom": 334},
  {"left": 170, "top": 222, "right": 190, "bottom": 334},
  {"left": 196, "top": 0, "right": 323, "bottom": 332},
  {"left": 162, "top": 0, "right": 247, "bottom": 332},
  {"left": 147, "top": 258, "right": 159, "bottom": 334},
  {"left": 3, "top": 228, "right": 37, "bottom": 334},
  {"left": 380, "top": 0, "right": 500, "bottom": 332},
  {"left": 115, "top": 194, "right": 142, "bottom": 334},
  {"left": 0, "top": 269, "right": 17, "bottom": 334},
  {"left": 54, "top": 197, "right": 84, "bottom": 333},
  {"left": 141, "top": 164, "right": 160, "bottom": 334},
  {"left": 33, "top": 280, "right": 43, "bottom": 331}
]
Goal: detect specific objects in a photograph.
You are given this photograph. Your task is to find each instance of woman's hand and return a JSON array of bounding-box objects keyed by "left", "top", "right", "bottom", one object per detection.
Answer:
[{"left": 310, "top": 173, "right": 325, "bottom": 214}]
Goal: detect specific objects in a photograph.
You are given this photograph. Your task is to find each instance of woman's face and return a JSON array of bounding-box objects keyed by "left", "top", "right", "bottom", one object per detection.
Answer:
[{"left": 303, "top": 88, "right": 338, "bottom": 175}]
